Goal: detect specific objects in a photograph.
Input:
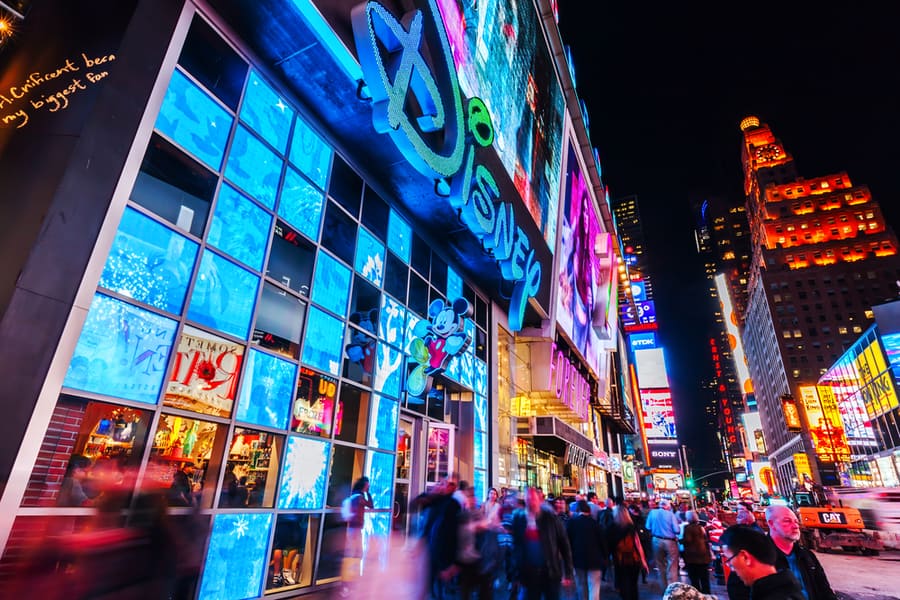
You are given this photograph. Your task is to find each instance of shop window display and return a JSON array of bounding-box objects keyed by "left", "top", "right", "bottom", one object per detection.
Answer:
[
  {"left": 267, "top": 220, "right": 316, "bottom": 297},
  {"left": 325, "top": 445, "right": 365, "bottom": 508},
  {"left": 301, "top": 307, "right": 345, "bottom": 376},
  {"left": 292, "top": 367, "right": 337, "bottom": 437},
  {"left": 63, "top": 293, "right": 178, "bottom": 405},
  {"left": 207, "top": 184, "right": 272, "bottom": 272},
  {"left": 219, "top": 427, "right": 283, "bottom": 508},
  {"left": 164, "top": 326, "right": 243, "bottom": 418},
  {"left": 187, "top": 250, "right": 260, "bottom": 340},
  {"left": 334, "top": 384, "right": 370, "bottom": 445},
  {"left": 278, "top": 436, "right": 330, "bottom": 509},
  {"left": 22, "top": 397, "right": 149, "bottom": 507},
  {"left": 239, "top": 70, "right": 294, "bottom": 154},
  {"left": 198, "top": 512, "right": 273, "bottom": 600},
  {"left": 130, "top": 134, "right": 218, "bottom": 238},
  {"left": 154, "top": 68, "right": 233, "bottom": 171},
  {"left": 289, "top": 116, "right": 332, "bottom": 190},
  {"left": 235, "top": 349, "right": 296, "bottom": 430},
  {"left": 99, "top": 207, "right": 199, "bottom": 315},
  {"left": 252, "top": 283, "right": 306, "bottom": 359},
  {"left": 383, "top": 252, "right": 408, "bottom": 304},
  {"left": 278, "top": 167, "right": 325, "bottom": 244},
  {"left": 224, "top": 125, "right": 283, "bottom": 210},
  {"left": 266, "top": 514, "right": 320, "bottom": 593}
]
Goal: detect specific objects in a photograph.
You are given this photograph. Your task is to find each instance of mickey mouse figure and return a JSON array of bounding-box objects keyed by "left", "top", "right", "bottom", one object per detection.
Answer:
[
  {"left": 407, "top": 298, "right": 472, "bottom": 397},
  {"left": 345, "top": 309, "right": 378, "bottom": 379}
]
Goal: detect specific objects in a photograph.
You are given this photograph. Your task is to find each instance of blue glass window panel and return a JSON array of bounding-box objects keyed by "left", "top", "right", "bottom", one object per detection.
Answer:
[
  {"left": 301, "top": 307, "right": 345, "bottom": 376},
  {"left": 387, "top": 210, "right": 411, "bottom": 263},
  {"left": 368, "top": 394, "right": 398, "bottom": 450},
  {"left": 236, "top": 349, "right": 296, "bottom": 429},
  {"left": 379, "top": 295, "right": 406, "bottom": 346},
  {"left": 99, "top": 207, "right": 198, "bottom": 315},
  {"left": 445, "top": 354, "right": 460, "bottom": 382},
  {"left": 239, "top": 70, "right": 293, "bottom": 154},
  {"left": 278, "top": 436, "right": 330, "bottom": 509},
  {"left": 474, "top": 393, "right": 487, "bottom": 433},
  {"left": 155, "top": 69, "right": 232, "bottom": 171},
  {"left": 404, "top": 312, "right": 422, "bottom": 356},
  {"left": 311, "top": 252, "right": 351, "bottom": 316},
  {"left": 464, "top": 319, "right": 476, "bottom": 356},
  {"left": 289, "top": 117, "right": 332, "bottom": 190},
  {"left": 446, "top": 267, "right": 463, "bottom": 302},
  {"left": 63, "top": 293, "right": 177, "bottom": 404},
  {"left": 198, "top": 513, "right": 272, "bottom": 600},
  {"left": 473, "top": 469, "right": 486, "bottom": 506},
  {"left": 354, "top": 228, "right": 385, "bottom": 288},
  {"left": 374, "top": 343, "right": 402, "bottom": 399},
  {"left": 474, "top": 431, "right": 487, "bottom": 472},
  {"left": 207, "top": 184, "right": 271, "bottom": 271},
  {"left": 187, "top": 250, "right": 259, "bottom": 339},
  {"left": 278, "top": 168, "right": 325, "bottom": 242},
  {"left": 475, "top": 359, "right": 487, "bottom": 397},
  {"left": 365, "top": 451, "right": 394, "bottom": 510},
  {"left": 224, "top": 125, "right": 283, "bottom": 209},
  {"left": 459, "top": 351, "right": 474, "bottom": 390}
]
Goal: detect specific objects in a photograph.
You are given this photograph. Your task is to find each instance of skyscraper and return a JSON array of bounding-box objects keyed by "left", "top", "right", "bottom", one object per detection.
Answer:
[
  {"left": 740, "top": 116, "right": 900, "bottom": 491},
  {"left": 613, "top": 194, "right": 654, "bottom": 307}
]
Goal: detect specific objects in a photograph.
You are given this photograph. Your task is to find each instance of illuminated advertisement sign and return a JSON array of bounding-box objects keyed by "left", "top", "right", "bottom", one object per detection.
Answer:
[
  {"left": 824, "top": 381, "right": 877, "bottom": 446},
  {"left": 750, "top": 461, "right": 777, "bottom": 495},
  {"left": 782, "top": 395, "right": 802, "bottom": 431},
  {"left": 436, "top": 0, "right": 565, "bottom": 251},
  {"left": 634, "top": 347, "right": 669, "bottom": 389},
  {"left": 742, "top": 412, "right": 765, "bottom": 454},
  {"left": 882, "top": 332, "right": 900, "bottom": 382},
  {"left": 352, "top": 0, "right": 541, "bottom": 331},
  {"left": 640, "top": 388, "right": 677, "bottom": 439},
  {"left": 555, "top": 144, "right": 616, "bottom": 374},
  {"left": 854, "top": 337, "right": 900, "bottom": 418},
  {"left": 715, "top": 274, "right": 753, "bottom": 394},
  {"left": 630, "top": 280, "right": 647, "bottom": 302},
  {"left": 547, "top": 341, "right": 591, "bottom": 421},
  {"left": 647, "top": 441, "right": 679, "bottom": 469},
  {"left": 798, "top": 386, "right": 850, "bottom": 462},
  {"left": 629, "top": 332, "right": 658, "bottom": 352},
  {"left": 621, "top": 300, "right": 656, "bottom": 327},
  {"left": 793, "top": 453, "right": 813, "bottom": 482},
  {"left": 407, "top": 298, "right": 473, "bottom": 396},
  {"left": 652, "top": 471, "right": 684, "bottom": 492}
]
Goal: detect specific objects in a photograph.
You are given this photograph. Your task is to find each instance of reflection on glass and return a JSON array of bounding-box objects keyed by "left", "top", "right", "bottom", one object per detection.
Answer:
[
  {"left": 404, "top": 312, "right": 422, "bottom": 357},
  {"left": 289, "top": 117, "right": 332, "bottom": 190},
  {"left": 311, "top": 252, "right": 351, "bottom": 316},
  {"left": 368, "top": 394, "right": 398, "bottom": 451},
  {"left": 252, "top": 283, "right": 305, "bottom": 359},
  {"left": 207, "top": 184, "right": 271, "bottom": 271},
  {"left": 387, "top": 210, "right": 411, "bottom": 264},
  {"left": 334, "top": 385, "right": 370, "bottom": 445},
  {"left": 278, "top": 436, "right": 330, "bottom": 509},
  {"left": 326, "top": 445, "right": 365, "bottom": 508},
  {"left": 164, "top": 325, "right": 244, "bottom": 417},
  {"left": 198, "top": 513, "right": 272, "bottom": 600},
  {"left": 187, "top": 250, "right": 259, "bottom": 340},
  {"left": 220, "top": 428, "right": 282, "bottom": 508},
  {"left": 278, "top": 167, "right": 325, "bottom": 242},
  {"left": 236, "top": 349, "right": 296, "bottom": 430},
  {"left": 154, "top": 69, "right": 232, "bottom": 171},
  {"left": 145, "top": 413, "right": 223, "bottom": 507},
  {"left": 224, "top": 125, "right": 283, "bottom": 209},
  {"left": 343, "top": 321, "right": 376, "bottom": 386},
  {"left": 268, "top": 221, "right": 315, "bottom": 296},
  {"left": 365, "top": 451, "right": 394, "bottom": 510},
  {"left": 291, "top": 367, "right": 337, "bottom": 437},
  {"left": 426, "top": 425, "right": 452, "bottom": 486},
  {"left": 316, "top": 513, "right": 346, "bottom": 584},
  {"left": 474, "top": 429, "right": 486, "bottom": 472},
  {"left": 301, "top": 307, "right": 345, "bottom": 376},
  {"left": 267, "top": 514, "right": 320, "bottom": 592},
  {"left": 240, "top": 70, "right": 293, "bottom": 154},
  {"left": 99, "top": 207, "right": 198, "bottom": 315},
  {"left": 63, "top": 293, "right": 178, "bottom": 404},
  {"left": 354, "top": 227, "right": 384, "bottom": 287}
]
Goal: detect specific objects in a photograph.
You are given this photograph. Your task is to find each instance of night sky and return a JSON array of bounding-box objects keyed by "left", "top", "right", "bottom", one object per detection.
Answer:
[{"left": 557, "top": 2, "right": 900, "bottom": 472}]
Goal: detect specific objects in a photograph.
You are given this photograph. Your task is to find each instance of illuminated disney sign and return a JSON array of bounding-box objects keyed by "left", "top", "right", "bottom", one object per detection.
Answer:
[
  {"left": 408, "top": 298, "right": 472, "bottom": 396},
  {"left": 351, "top": 0, "right": 541, "bottom": 332}
]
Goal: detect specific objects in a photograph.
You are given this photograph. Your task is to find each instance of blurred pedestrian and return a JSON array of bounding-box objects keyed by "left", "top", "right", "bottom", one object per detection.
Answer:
[
  {"left": 565, "top": 500, "right": 606, "bottom": 600},
  {"left": 57, "top": 454, "right": 91, "bottom": 507},
  {"left": 646, "top": 498, "right": 681, "bottom": 589},
  {"left": 680, "top": 511, "right": 712, "bottom": 593},
  {"left": 511, "top": 486, "right": 574, "bottom": 599},
  {"left": 609, "top": 504, "right": 648, "bottom": 600},
  {"left": 421, "top": 474, "right": 462, "bottom": 599}
]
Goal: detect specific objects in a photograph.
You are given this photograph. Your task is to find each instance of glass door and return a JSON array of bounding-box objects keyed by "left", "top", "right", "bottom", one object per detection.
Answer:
[
  {"left": 425, "top": 422, "right": 455, "bottom": 489},
  {"left": 393, "top": 417, "right": 415, "bottom": 535}
]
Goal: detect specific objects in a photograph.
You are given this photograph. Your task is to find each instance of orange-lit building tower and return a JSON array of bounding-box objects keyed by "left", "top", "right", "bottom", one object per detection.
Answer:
[{"left": 740, "top": 116, "right": 900, "bottom": 492}]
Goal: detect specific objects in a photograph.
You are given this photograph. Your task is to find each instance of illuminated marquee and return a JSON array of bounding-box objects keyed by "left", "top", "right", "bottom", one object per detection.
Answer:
[
  {"left": 548, "top": 341, "right": 590, "bottom": 421},
  {"left": 352, "top": 0, "right": 541, "bottom": 331}
]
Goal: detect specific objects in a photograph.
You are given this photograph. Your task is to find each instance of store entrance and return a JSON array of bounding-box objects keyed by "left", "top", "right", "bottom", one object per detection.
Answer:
[{"left": 393, "top": 416, "right": 416, "bottom": 536}]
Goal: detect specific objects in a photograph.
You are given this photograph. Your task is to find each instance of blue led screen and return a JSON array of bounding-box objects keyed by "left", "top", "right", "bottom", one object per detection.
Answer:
[
  {"left": 368, "top": 394, "right": 398, "bottom": 451},
  {"left": 474, "top": 359, "right": 487, "bottom": 396},
  {"left": 365, "top": 451, "right": 394, "bottom": 510},
  {"left": 474, "top": 429, "right": 486, "bottom": 472},
  {"left": 64, "top": 294, "right": 178, "bottom": 404},
  {"left": 387, "top": 210, "right": 411, "bottom": 264},
  {"left": 474, "top": 393, "right": 487, "bottom": 433},
  {"left": 374, "top": 343, "right": 403, "bottom": 399},
  {"left": 404, "top": 312, "right": 422, "bottom": 356},
  {"left": 198, "top": 513, "right": 272, "bottom": 600},
  {"left": 236, "top": 349, "right": 296, "bottom": 429},
  {"left": 155, "top": 69, "right": 232, "bottom": 171},
  {"left": 473, "top": 469, "right": 486, "bottom": 506},
  {"left": 355, "top": 227, "right": 385, "bottom": 288},
  {"left": 379, "top": 295, "right": 406, "bottom": 347},
  {"left": 459, "top": 351, "right": 474, "bottom": 389},
  {"left": 99, "top": 207, "right": 198, "bottom": 315},
  {"left": 278, "top": 436, "right": 330, "bottom": 509},
  {"left": 240, "top": 70, "right": 293, "bottom": 154},
  {"left": 301, "top": 307, "right": 345, "bottom": 376},
  {"left": 290, "top": 117, "right": 332, "bottom": 190},
  {"left": 447, "top": 267, "right": 462, "bottom": 303},
  {"left": 224, "top": 125, "right": 283, "bottom": 210},
  {"left": 187, "top": 250, "right": 259, "bottom": 340},
  {"left": 311, "top": 253, "right": 351, "bottom": 316},
  {"left": 278, "top": 167, "right": 325, "bottom": 242},
  {"left": 207, "top": 184, "right": 271, "bottom": 271}
]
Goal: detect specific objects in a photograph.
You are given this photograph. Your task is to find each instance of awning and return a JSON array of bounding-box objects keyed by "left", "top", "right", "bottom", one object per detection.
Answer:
[{"left": 516, "top": 416, "right": 594, "bottom": 467}]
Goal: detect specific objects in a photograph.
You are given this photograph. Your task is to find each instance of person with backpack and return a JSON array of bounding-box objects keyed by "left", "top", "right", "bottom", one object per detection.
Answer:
[
  {"left": 341, "top": 477, "right": 373, "bottom": 586},
  {"left": 679, "top": 511, "right": 712, "bottom": 593},
  {"left": 610, "top": 504, "right": 649, "bottom": 600}
]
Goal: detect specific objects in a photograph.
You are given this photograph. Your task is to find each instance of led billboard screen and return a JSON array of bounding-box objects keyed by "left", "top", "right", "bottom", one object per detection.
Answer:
[
  {"left": 621, "top": 300, "right": 656, "bottom": 327},
  {"left": 634, "top": 347, "right": 669, "bottom": 389},
  {"left": 640, "top": 388, "right": 677, "bottom": 439},
  {"left": 647, "top": 441, "right": 679, "bottom": 469},
  {"left": 628, "top": 332, "right": 657, "bottom": 352},
  {"left": 715, "top": 274, "right": 752, "bottom": 394},
  {"left": 798, "top": 386, "right": 850, "bottom": 462},
  {"left": 742, "top": 412, "right": 765, "bottom": 454},
  {"left": 437, "top": 0, "right": 565, "bottom": 251}
]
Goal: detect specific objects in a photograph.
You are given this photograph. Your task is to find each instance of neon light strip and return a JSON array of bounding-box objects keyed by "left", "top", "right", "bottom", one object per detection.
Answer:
[{"left": 290, "top": 0, "right": 363, "bottom": 82}]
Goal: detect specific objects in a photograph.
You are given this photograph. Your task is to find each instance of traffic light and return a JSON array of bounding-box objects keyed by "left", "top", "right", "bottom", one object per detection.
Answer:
[{"left": 686, "top": 477, "right": 695, "bottom": 489}]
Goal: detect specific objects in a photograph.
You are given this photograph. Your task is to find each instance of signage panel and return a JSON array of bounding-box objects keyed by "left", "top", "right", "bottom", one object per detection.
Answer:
[
  {"left": 640, "top": 388, "right": 677, "bottom": 439},
  {"left": 793, "top": 453, "right": 813, "bottom": 482},
  {"left": 715, "top": 274, "right": 752, "bottom": 394},
  {"left": 634, "top": 347, "right": 669, "bottom": 389},
  {"left": 854, "top": 338, "right": 899, "bottom": 418},
  {"left": 647, "top": 441, "right": 679, "bottom": 469},
  {"left": 798, "top": 386, "right": 850, "bottom": 462},
  {"left": 629, "top": 332, "right": 657, "bottom": 352},
  {"left": 621, "top": 300, "right": 656, "bottom": 327},
  {"left": 630, "top": 280, "right": 647, "bottom": 302}
]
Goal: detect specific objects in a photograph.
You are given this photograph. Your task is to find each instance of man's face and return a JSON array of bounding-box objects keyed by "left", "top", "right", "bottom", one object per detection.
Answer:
[
  {"left": 443, "top": 477, "right": 458, "bottom": 496},
  {"left": 723, "top": 546, "right": 752, "bottom": 585},
  {"left": 737, "top": 506, "right": 755, "bottom": 525},
  {"left": 768, "top": 507, "right": 801, "bottom": 543}
]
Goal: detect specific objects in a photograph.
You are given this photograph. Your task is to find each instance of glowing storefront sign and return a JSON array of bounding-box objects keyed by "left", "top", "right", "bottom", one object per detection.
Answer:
[
  {"left": 853, "top": 339, "right": 899, "bottom": 418},
  {"left": 629, "top": 332, "right": 657, "bottom": 352},
  {"left": 548, "top": 342, "right": 590, "bottom": 421},
  {"left": 352, "top": 0, "right": 542, "bottom": 331},
  {"left": 798, "top": 386, "right": 850, "bottom": 462}
]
